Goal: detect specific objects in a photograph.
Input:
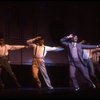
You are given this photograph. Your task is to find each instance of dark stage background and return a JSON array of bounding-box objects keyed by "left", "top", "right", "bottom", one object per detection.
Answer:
[{"left": 0, "top": 1, "right": 100, "bottom": 65}]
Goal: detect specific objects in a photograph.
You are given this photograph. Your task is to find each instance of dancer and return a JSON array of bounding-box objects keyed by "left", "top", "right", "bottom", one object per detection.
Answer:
[{"left": 26, "top": 36, "right": 64, "bottom": 89}]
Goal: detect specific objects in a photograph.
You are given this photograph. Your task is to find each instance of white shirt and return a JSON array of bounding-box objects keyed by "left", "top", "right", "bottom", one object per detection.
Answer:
[
  {"left": 71, "top": 43, "right": 79, "bottom": 60},
  {"left": 28, "top": 44, "right": 64, "bottom": 58},
  {"left": 72, "top": 42, "right": 77, "bottom": 47},
  {"left": 83, "top": 49, "right": 90, "bottom": 59}
]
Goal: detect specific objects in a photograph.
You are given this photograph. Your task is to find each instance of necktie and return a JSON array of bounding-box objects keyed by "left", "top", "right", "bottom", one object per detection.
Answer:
[{"left": 72, "top": 42, "right": 76, "bottom": 47}]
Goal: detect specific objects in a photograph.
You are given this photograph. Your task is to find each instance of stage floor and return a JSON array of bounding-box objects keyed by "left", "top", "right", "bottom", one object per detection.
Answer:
[
  {"left": 1, "top": 65, "right": 100, "bottom": 99},
  {"left": 0, "top": 87, "right": 100, "bottom": 99}
]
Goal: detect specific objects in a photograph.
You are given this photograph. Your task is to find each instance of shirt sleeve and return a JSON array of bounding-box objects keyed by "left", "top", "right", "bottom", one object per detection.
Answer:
[
  {"left": 46, "top": 46, "right": 64, "bottom": 51},
  {"left": 60, "top": 36, "right": 69, "bottom": 46}
]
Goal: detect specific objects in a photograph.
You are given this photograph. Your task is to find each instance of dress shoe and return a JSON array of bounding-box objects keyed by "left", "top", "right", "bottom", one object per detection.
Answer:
[
  {"left": 92, "top": 84, "right": 96, "bottom": 88},
  {"left": 75, "top": 87, "right": 80, "bottom": 91},
  {"left": 90, "top": 83, "right": 96, "bottom": 89},
  {"left": 37, "top": 81, "right": 41, "bottom": 88},
  {"left": 48, "top": 86, "right": 54, "bottom": 90}
]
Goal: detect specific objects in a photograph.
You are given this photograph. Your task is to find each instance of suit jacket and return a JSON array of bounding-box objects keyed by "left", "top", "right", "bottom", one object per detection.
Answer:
[{"left": 60, "top": 36, "right": 98, "bottom": 67}]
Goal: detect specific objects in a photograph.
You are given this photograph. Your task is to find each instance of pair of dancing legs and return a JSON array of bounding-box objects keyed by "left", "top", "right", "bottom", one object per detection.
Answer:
[{"left": 32, "top": 58, "right": 53, "bottom": 89}]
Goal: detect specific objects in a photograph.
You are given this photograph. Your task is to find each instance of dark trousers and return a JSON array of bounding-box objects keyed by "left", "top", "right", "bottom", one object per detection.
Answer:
[{"left": 0, "top": 56, "right": 21, "bottom": 87}]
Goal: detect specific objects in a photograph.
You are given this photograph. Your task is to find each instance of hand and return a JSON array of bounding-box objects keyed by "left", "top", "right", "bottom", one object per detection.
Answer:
[
  {"left": 97, "top": 44, "right": 100, "bottom": 47},
  {"left": 67, "top": 34, "right": 73, "bottom": 38},
  {"left": 36, "top": 36, "right": 41, "bottom": 39}
]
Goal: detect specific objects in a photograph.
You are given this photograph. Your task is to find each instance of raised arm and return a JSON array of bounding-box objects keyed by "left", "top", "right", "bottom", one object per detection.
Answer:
[
  {"left": 7, "top": 45, "right": 28, "bottom": 51},
  {"left": 60, "top": 34, "right": 73, "bottom": 45},
  {"left": 26, "top": 36, "right": 41, "bottom": 44}
]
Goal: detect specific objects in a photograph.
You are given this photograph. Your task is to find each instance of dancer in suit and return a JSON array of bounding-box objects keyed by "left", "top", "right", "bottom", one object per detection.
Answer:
[{"left": 60, "top": 32, "right": 99, "bottom": 91}]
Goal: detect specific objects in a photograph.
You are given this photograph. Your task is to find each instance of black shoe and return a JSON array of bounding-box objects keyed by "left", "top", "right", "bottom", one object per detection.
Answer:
[{"left": 47, "top": 87, "right": 55, "bottom": 93}]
